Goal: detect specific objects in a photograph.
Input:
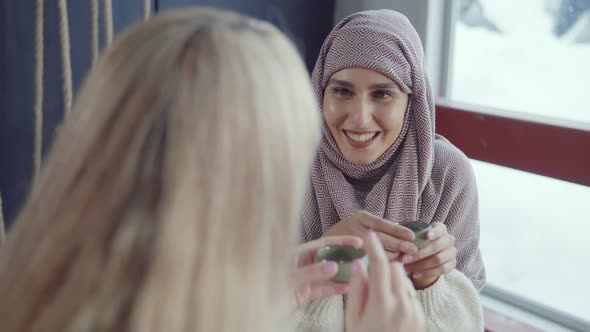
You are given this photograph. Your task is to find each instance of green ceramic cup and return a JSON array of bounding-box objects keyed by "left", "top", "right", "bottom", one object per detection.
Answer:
[
  {"left": 399, "top": 221, "right": 432, "bottom": 249},
  {"left": 314, "top": 246, "right": 367, "bottom": 283}
]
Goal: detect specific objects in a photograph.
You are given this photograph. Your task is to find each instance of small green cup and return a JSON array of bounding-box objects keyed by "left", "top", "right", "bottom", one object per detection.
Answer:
[
  {"left": 399, "top": 221, "right": 432, "bottom": 249},
  {"left": 314, "top": 246, "right": 367, "bottom": 283}
]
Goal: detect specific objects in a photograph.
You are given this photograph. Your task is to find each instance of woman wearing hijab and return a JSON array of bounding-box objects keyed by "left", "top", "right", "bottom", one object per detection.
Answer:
[
  {"left": 297, "top": 9, "right": 485, "bottom": 331},
  {"left": 0, "top": 7, "right": 423, "bottom": 332}
]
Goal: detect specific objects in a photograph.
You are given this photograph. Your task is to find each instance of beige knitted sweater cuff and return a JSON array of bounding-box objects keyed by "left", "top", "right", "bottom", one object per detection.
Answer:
[
  {"left": 291, "top": 269, "right": 483, "bottom": 332},
  {"left": 417, "top": 269, "right": 484, "bottom": 331}
]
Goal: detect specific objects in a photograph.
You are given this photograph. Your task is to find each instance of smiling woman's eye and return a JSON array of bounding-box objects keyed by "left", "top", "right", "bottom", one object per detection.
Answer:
[
  {"left": 372, "top": 90, "right": 393, "bottom": 100},
  {"left": 332, "top": 87, "right": 353, "bottom": 97}
]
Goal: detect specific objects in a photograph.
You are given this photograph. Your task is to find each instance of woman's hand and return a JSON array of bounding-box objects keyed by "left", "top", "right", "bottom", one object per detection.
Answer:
[
  {"left": 323, "top": 210, "right": 418, "bottom": 261},
  {"left": 401, "top": 222, "right": 457, "bottom": 289},
  {"left": 345, "top": 231, "right": 425, "bottom": 332},
  {"left": 290, "top": 235, "right": 363, "bottom": 306}
]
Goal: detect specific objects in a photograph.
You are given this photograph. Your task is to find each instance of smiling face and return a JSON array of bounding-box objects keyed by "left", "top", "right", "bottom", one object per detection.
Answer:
[{"left": 322, "top": 67, "right": 410, "bottom": 165}]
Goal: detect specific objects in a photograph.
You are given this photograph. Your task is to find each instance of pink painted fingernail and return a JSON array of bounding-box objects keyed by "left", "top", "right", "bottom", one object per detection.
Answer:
[
  {"left": 352, "top": 261, "right": 358, "bottom": 273},
  {"left": 413, "top": 273, "right": 423, "bottom": 279},
  {"left": 322, "top": 261, "right": 338, "bottom": 274},
  {"left": 403, "top": 255, "right": 414, "bottom": 264}
]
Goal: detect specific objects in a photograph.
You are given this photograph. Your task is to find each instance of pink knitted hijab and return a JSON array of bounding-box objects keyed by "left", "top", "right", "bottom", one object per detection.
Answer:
[{"left": 302, "top": 10, "right": 485, "bottom": 289}]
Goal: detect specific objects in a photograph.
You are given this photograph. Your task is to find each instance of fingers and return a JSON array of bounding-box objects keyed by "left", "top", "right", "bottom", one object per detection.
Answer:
[
  {"left": 402, "top": 226, "right": 456, "bottom": 287},
  {"left": 404, "top": 246, "right": 457, "bottom": 272},
  {"left": 392, "top": 261, "right": 425, "bottom": 330},
  {"left": 426, "top": 222, "right": 447, "bottom": 241},
  {"left": 291, "top": 260, "right": 352, "bottom": 305},
  {"left": 386, "top": 251, "right": 402, "bottom": 262},
  {"left": 345, "top": 260, "right": 368, "bottom": 325},
  {"left": 389, "top": 261, "right": 409, "bottom": 296},
  {"left": 365, "top": 230, "right": 392, "bottom": 303},
  {"left": 359, "top": 212, "right": 415, "bottom": 241},
  {"left": 411, "top": 259, "right": 456, "bottom": 280},
  {"left": 405, "top": 231, "right": 455, "bottom": 263},
  {"left": 378, "top": 233, "right": 418, "bottom": 255},
  {"left": 291, "top": 261, "right": 339, "bottom": 289},
  {"left": 298, "top": 235, "right": 364, "bottom": 254},
  {"left": 295, "top": 235, "right": 364, "bottom": 266},
  {"left": 391, "top": 262, "right": 423, "bottom": 330}
]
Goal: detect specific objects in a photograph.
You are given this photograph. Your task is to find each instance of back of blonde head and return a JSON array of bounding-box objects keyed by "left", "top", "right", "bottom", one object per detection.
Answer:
[{"left": 0, "top": 7, "right": 319, "bottom": 332}]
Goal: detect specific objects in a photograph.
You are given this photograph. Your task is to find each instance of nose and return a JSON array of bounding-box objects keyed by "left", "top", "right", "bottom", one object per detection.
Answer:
[{"left": 348, "top": 98, "right": 372, "bottom": 128}]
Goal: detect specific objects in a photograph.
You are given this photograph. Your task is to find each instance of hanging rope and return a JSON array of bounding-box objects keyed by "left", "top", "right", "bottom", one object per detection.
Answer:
[
  {"left": 91, "top": 0, "right": 99, "bottom": 64},
  {"left": 34, "top": 0, "right": 44, "bottom": 182},
  {"left": 104, "top": 0, "right": 113, "bottom": 45},
  {"left": 0, "top": 192, "right": 5, "bottom": 244},
  {"left": 58, "top": 0, "right": 73, "bottom": 117},
  {"left": 144, "top": 0, "right": 152, "bottom": 20}
]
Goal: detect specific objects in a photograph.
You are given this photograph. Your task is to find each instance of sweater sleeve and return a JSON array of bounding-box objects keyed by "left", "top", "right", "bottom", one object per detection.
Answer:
[
  {"left": 289, "top": 269, "right": 483, "bottom": 332},
  {"left": 290, "top": 296, "right": 343, "bottom": 332},
  {"left": 417, "top": 269, "right": 484, "bottom": 331},
  {"left": 430, "top": 138, "right": 486, "bottom": 290}
]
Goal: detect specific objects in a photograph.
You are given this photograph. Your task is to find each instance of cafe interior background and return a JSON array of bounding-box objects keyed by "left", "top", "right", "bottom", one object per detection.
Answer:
[{"left": 1, "top": 0, "right": 589, "bottom": 331}]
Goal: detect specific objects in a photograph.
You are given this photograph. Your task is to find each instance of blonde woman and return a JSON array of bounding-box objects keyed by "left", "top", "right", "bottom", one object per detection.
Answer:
[{"left": 0, "top": 7, "right": 422, "bottom": 332}]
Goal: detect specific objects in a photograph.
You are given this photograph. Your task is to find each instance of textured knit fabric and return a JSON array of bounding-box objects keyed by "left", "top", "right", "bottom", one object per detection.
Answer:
[
  {"left": 301, "top": 9, "right": 486, "bottom": 290},
  {"left": 292, "top": 269, "right": 484, "bottom": 332},
  {"left": 292, "top": 296, "right": 344, "bottom": 332},
  {"left": 417, "top": 270, "right": 484, "bottom": 331}
]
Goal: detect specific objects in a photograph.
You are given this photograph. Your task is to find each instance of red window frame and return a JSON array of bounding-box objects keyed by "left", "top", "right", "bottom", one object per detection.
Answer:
[
  {"left": 435, "top": 102, "right": 590, "bottom": 187},
  {"left": 436, "top": 101, "right": 590, "bottom": 331}
]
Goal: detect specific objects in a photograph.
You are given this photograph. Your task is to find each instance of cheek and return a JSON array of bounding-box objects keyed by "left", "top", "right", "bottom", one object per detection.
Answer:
[
  {"left": 376, "top": 109, "right": 405, "bottom": 132},
  {"left": 322, "top": 98, "right": 345, "bottom": 129}
]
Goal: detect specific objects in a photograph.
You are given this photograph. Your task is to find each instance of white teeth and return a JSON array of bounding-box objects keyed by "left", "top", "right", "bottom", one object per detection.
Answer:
[{"left": 346, "top": 131, "right": 377, "bottom": 142}]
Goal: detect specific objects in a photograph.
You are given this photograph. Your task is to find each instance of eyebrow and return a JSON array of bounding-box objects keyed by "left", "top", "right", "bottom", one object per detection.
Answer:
[
  {"left": 327, "top": 79, "right": 354, "bottom": 87},
  {"left": 369, "top": 83, "right": 400, "bottom": 90},
  {"left": 327, "top": 79, "right": 400, "bottom": 90}
]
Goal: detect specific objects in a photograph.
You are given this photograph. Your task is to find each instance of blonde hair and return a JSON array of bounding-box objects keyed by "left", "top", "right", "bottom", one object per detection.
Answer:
[{"left": 0, "top": 7, "right": 319, "bottom": 332}]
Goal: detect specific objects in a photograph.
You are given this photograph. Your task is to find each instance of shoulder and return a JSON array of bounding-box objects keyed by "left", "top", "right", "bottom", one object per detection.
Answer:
[{"left": 431, "top": 135, "right": 477, "bottom": 191}]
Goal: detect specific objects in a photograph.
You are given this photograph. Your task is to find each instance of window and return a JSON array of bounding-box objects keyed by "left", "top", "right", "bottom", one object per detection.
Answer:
[
  {"left": 442, "top": 0, "right": 590, "bottom": 326},
  {"left": 451, "top": 0, "right": 590, "bottom": 124},
  {"left": 472, "top": 159, "right": 590, "bottom": 323}
]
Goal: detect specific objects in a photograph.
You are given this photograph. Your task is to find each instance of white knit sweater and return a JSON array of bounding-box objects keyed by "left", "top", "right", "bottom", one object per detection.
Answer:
[{"left": 292, "top": 269, "right": 484, "bottom": 332}]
